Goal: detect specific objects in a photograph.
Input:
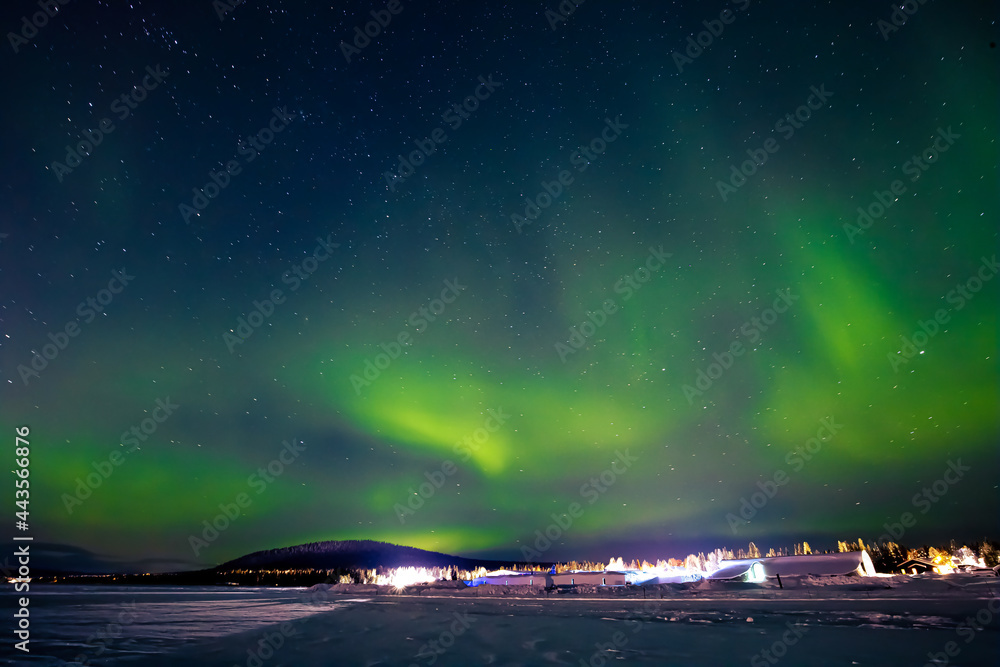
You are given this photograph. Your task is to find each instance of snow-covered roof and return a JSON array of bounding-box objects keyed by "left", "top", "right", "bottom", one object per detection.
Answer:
[
  {"left": 711, "top": 551, "right": 875, "bottom": 579},
  {"left": 632, "top": 572, "right": 703, "bottom": 585},
  {"left": 708, "top": 560, "right": 766, "bottom": 581}
]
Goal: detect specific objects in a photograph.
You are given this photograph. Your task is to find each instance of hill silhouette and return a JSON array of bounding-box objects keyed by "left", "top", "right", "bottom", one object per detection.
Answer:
[{"left": 218, "top": 539, "right": 543, "bottom": 572}]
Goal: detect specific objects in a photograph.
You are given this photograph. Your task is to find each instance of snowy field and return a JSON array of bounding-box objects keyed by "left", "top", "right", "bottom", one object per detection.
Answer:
[{"left": 2, "top": 575, "right": 998, "bottom": 666}]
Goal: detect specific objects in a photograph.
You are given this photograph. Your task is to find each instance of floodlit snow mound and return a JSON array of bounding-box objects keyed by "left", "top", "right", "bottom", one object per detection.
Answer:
[
  {"left": 709, "top": 551, "right": 876, "bottom": 580},
  {"left": 398, "top": 580, "right": 471, "bottom": 595},
  {"left": 305, "top": 583, "right": 331, "bottom": 593},
  {"left": 331, "top": 583, "right": 380, "bottom": 593},
  {"left": 424, "top": 580, "right": 469, "bottom": 588},
  {"left": 301, "top": 582, "right": 381, "bottom": 597}
]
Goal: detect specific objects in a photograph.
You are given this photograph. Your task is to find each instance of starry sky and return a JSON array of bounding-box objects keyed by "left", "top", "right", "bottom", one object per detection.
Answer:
[{"left": 1, "top": 0, "right": 997, "bottom": 572}]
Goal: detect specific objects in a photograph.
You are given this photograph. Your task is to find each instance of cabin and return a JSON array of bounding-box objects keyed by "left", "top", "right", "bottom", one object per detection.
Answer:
[
  {"left": 550, "top": 571, "right": 627, "bottom": 587},
  {"left": 467, "top": 570, "right": 628, "bottom": 587},
  {"left": 469, "top": 572, "right": 546, "bottom": 586},
  {"left": 897, "top": 558, "right": 934, "bottom": 575},
  {"left": 631, "top": 571, "right": 703, "bottom": 585}
]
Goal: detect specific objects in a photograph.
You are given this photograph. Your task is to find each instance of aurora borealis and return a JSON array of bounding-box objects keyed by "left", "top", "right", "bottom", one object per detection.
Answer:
[{"left": 1, "top": 0, "right": 996, "bottom": 572}]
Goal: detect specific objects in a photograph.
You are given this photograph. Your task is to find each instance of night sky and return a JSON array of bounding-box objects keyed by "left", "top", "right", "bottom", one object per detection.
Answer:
[{"left": 1, "top": 0, "right": 997, "bottom": 572}]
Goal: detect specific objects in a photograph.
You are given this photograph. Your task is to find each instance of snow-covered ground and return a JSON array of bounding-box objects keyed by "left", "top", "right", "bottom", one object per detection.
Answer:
[{"left": 2, "top": 575, "right": 997, "bottom": 666}]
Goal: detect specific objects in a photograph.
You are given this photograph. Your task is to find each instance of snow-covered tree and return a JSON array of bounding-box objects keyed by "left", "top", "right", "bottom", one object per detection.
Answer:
[
  {"left": 978, "top": 540, "right": 999, "bottom": 567},
  {"left": 605, "top": 557, "right": 625, "bottom": 571},
  {"left": 684, "top": 554, "right": 702, "bottom": 572}
]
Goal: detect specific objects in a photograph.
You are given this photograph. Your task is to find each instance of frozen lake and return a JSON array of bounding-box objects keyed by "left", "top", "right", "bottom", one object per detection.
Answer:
[
  {"left": 1, "top": 585, "right": 360, "bottom": 666},
  {"left": 2, "top": 580, "right": 998, "bottom": 665}
]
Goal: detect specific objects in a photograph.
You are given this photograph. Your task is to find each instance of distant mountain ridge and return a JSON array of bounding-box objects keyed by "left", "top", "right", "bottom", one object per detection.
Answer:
[{"left": 218, "top": 539, "right": 539, "bottom": 572}]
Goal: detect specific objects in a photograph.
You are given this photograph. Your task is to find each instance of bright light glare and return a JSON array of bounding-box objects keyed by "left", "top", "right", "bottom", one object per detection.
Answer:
[{"left": 376, "top": 566, "right": 438, "bottom": 590}]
